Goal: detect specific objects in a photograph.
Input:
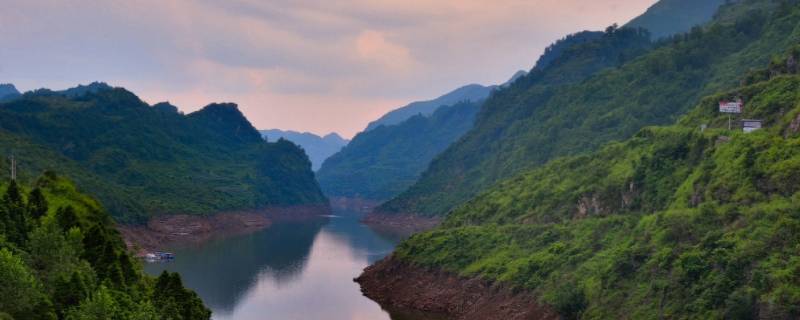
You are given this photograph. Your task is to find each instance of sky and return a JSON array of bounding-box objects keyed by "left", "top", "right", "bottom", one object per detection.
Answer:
[{"left": 0, "top": 0, "right": 658, "bottom": 138}]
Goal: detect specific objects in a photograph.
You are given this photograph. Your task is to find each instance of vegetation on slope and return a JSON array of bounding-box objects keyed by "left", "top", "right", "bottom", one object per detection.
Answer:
[
  {"left": 395, "top": 46, "right": 800, "bottom": 319},
  {"left": 0, "top": 87, "right": 327, "bottom": 223},
  {"left": 317, "top": 101, "right": 480, "bottom": 200},
  {"left": 380, "top": 0, "right": 792, "bottom": 217},
  {"left": 626, "top": 0, "right": 726, "bottom": 39},
  {"left": 0, "top": 173, "right": 208, "bottom": 319}
]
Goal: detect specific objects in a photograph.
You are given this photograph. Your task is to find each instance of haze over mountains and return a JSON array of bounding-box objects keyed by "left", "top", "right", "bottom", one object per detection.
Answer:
[
  {"left": 377, "top": 0, "right": 741, "bottom": 217},
  {"left": 259, "top": 129, "right": 348, "bottom": 171},
  {"left": 364, "top": 71, "right": 526, "bottom": 132}
]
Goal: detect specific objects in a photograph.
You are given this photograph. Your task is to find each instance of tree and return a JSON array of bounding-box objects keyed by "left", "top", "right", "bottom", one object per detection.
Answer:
[
  {"left": 0, "top": 248, "right": 57, "bottom": 320},
  {"left": 56, "top": 206, "right": 80, "bottom": 233},
  {"left": 2, "top": 180, "right": 28, "bottom": 245},
  {"left": 65, "top": 286, "right": 120, "bottom": 320},
  {"left": 27, "top": 188, "right": 49, "bottom": 221}
]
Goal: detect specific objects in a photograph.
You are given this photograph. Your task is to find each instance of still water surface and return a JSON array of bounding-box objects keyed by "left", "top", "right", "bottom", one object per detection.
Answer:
[{"left": 144, "top": 210, "right": 432, "bottom": 320}]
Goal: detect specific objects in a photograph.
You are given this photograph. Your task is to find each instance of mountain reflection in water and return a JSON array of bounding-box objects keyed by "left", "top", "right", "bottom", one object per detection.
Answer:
[{"left": 144, "top": 209, "right": 429, "bottom": 320}]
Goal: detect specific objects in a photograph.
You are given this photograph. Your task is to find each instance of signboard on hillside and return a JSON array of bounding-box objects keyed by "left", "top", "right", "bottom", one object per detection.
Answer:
[{"left": 719, "top": 100, "right": 743, "bottom": 114}]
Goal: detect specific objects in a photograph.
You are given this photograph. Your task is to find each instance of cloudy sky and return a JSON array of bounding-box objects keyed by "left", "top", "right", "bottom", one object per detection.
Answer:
[{"left": 1, "top": 0, "right": 657, "bottom": 138}]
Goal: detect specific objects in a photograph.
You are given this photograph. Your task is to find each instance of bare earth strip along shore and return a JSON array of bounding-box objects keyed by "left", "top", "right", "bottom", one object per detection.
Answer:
[
  {"left": 357, "top": 256, "right": 558, "bottom": 320},
  {"left": 118, "top": 204, "right": 330, "bottom": 254}
]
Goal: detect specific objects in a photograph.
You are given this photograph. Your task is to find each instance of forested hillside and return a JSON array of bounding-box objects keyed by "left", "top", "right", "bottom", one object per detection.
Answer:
[
  {"left": 393, "top": 41, "right": 800, "bottom": 320},
  {"left": 317, "top": 101, "right": 480, "bottom": 201},
  {"left": 0, "top": 173, "right": 209, "bottom": 319},
  {"left": 626, "top": 0, "right": 726, "bottom": 39},
  {"left": 379, "top": 0, "right": 790, "bottom": 217},
  {"left": 0, "top": 86, "right": 327, "bottom": 223}
]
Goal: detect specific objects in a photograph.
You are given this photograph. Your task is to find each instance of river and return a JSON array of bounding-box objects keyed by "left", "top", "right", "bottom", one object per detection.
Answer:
[{"left": 143, "top": 209, "right": 442, "bottom": 320}]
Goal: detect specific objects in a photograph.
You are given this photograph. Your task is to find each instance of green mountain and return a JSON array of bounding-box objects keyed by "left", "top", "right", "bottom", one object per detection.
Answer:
[
  {"left": 0, "top": 173, "right": 209, "bottom": 319},
  {"left": 0, "top": 85, "right": 327, "bottom": 223},
  {"left": 379, "top": 0, "right": 790, "bottom": 217},
  {"left": 0, "top": 84, "right": 20, "bottom": 102},
  {"left": 394, "top": 43, "right": 800, "bottom": 319},
  {"left": 626, "top": 0, "right": 727, "bottom": 39},
  {"left": 317, "top": 101, "right": 480, "bottom": 201},
  {"left": 259, "top": 129, "right": 348, "bottom": 171}
]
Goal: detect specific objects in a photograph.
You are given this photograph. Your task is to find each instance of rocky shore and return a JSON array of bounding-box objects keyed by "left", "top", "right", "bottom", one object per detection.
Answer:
[
  {"left": 356, "top": 255, "right": 558, "bottom": 320},
  {"left": 117, "top": 204, "right": 330, "bottom": 254}
]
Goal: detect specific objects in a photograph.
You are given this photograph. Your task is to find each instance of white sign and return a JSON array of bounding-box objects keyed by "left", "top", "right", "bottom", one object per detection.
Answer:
[
  {"left": 719, "top": 100, "right": 743, "bottom": 113},
  {"left": 742, "top": 119, "right": 762, "bottom": 133}
]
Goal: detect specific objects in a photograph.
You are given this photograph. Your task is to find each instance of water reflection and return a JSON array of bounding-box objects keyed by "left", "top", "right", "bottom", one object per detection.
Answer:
[{"left": 144, "top": 210, "right": 432, "bottom": 320}]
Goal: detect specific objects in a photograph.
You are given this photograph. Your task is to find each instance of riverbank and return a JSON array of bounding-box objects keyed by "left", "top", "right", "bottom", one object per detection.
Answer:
[
  {"left": 356, "top": 255, "right": 558, "bottom": 320},
  {"left": 117, "top": 205, "right": 330, "bottom": 255},
  {"left": 361, "top": 212, "right": 441, "bottom": 236}
]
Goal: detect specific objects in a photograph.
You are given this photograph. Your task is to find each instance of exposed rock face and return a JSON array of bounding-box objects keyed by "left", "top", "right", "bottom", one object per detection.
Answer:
[{"left": 356, "top": 256, "right": 558, "bottom": 320}]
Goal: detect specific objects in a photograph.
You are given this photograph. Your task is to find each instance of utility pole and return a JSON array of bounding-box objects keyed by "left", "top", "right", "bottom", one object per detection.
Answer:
[{"left": 9, "top": 154, "right": 16, "bottom": 181}]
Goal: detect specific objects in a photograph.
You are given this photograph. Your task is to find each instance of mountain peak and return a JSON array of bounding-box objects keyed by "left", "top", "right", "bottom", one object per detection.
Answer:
[
  {"left": 0, "top": 83, "right": 21, "bottom": 101},
  {"left": 190, "top": 103, "right": 262, "bottom": 144}
]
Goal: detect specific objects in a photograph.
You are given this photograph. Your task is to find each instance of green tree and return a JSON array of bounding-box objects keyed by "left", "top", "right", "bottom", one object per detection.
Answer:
[
  {"left": 27, "top": 187, "right": 49, "bottom": 221},
  {"left": 56, "top": 206, "right": 80, "bottom": 233},
  {"left": 2, "top": 180, "right": 28, "bottom": 245},
  {"left": 65, "top": 286, "right": 120, "bottom": 320},
  {"left": 0, "top": 248, "right": 56, "bottom": 320}
]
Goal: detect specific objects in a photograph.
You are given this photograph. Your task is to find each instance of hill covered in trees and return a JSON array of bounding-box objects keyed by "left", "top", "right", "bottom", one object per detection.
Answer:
[
  {"left": 259, "top": 129, "right": 348, "bottom": 171},
  {"left": 317, "top": 101, "right": 480, "bottom": 201},
  {"left": 0, "top": 173, "right": 209, "bottom": 319},
  {"left": 389, "top": 43, "right": 800, "bottom": 319},
  {"left": 378, "top": 0, "right": 790, "bottom": 217},
  {"left": 0, "top": 85, "right": 327, "bottom": 223},
  {"left": 626, "top": 0, "right": 726, "bottom": 39}
]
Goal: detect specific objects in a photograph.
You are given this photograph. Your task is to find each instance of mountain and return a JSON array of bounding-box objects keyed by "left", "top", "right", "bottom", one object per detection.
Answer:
[
  {"left": 383, "top": 41, "right": 800, "bottom": 319},
  {"left": 316, "top": 101, "right": 480, "bottom": 201},
  {"left": 365, "top": 71, "right": 526, "bottom": 132},
  {"left": 259, "top": 129, "right": 348, "bottom": 171},
  {"left": 0, "top": 84, "right": 20, "bottom": 102},
  {"left": 0, "top": 84, "right": 327, "bottom": 223},
  {"left": 377, "top": 0, "right": 789, "bottom": 217},
  {"left": 0, "top": 174, "right": 209, "bottom": 319},
  {"left": 365, "top": 85, "right": 490, "bottom": 132},
  {"left": 626, "top": 0, "right": 727, "bottom": 39}
]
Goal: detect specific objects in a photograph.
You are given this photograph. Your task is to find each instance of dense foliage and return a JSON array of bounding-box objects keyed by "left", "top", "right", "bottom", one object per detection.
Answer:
[
  {"left": 0, "top": 87, "right": 327, "bottom": 222},
  {"left": 0, "top": 173, "right": 209, "bottom": 319},
  {"left": 395, "top": 44, "right": 800, "bottom": 319},
  {"left": 380, "top": 0, "right": 793, "bottom": 217},
  {"left": 317, "top": 101, "right": 480, "bottom": 200}
]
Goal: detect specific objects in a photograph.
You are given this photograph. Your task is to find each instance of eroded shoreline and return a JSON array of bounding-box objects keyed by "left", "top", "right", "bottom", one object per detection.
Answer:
[
  {"left": 356, "top": 255, "right": 558, "bottom": 320},
  {"left": 117, "top": 204, "right": 331, "bottom": 254}
]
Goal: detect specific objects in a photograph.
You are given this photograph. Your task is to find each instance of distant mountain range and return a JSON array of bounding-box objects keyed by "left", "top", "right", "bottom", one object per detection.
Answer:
[
  {"left": 317, "top": 101, "right": 480, "bottom": 201},
  {"left": 364, "top": 71, "right": 526, "bottom": 132},
  {"left": 259, "top": 129, "right": 348, "bottom": 171},
  {"left": 379, "top": 0, "right": 757, "bottom": 217}
]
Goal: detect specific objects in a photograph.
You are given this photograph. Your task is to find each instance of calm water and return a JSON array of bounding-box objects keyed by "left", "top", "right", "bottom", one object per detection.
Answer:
[{"left": 143, "top": 210, "right": 438, "bottom": 320}]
